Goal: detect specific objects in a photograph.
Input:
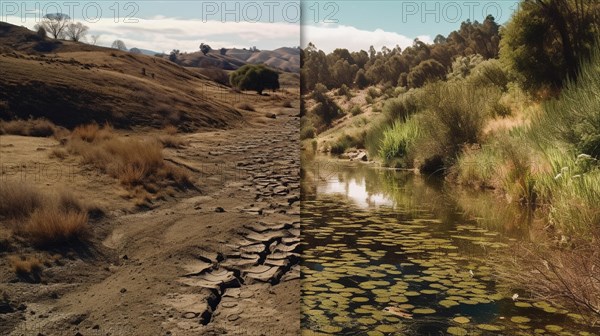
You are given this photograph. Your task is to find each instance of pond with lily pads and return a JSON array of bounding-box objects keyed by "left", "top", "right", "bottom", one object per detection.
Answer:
[{"left": 301, "top": 158, "right": 598, "bottom": 336}]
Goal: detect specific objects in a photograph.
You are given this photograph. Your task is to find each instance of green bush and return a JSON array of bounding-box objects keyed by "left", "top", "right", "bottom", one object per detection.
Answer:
[
  {"left": 367, "top": 87, "right": 380, "bottom": 99},
  {"left": 381, "top": 90, "right": 422, "bottom": 122},
  {"left": 532, "top": 43, "right": 600, "bottom": 159},
  {"left": 467, "top": 59, "right": 511, "bottom": 91},
  {"left": 229, "top": 64, "right": 280, "bottom": 94},
  {"left": 337, "top": 84, "right": 352, "bottom": 99},
  {"left": 301, "top": 125, "right": 315, "bottom": 140},
  {"left": 379, "top": 117, "right": 421, "bottom": 167},
  {"left": 310, "top": 84, "right": 343, "bottom": 127},
  {"left": 418, "top": 81, "right": 495, "bottom": 166},
  {"left": 349, "top": 105, "right": 362, "bottom": 116},
  {"left": 330, "top": 133, "right": 364, "bottom": 155}
]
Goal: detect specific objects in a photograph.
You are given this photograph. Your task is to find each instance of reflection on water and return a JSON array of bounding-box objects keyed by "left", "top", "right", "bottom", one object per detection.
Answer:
[
  {"left": 322, "top": 178, "right": 394, "bottom": 209},
  {"left": 301, "top": 158, "right": 598, "bottom": 335}
]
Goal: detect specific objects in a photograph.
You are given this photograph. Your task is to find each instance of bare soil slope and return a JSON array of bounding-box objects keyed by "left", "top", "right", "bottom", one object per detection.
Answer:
[{"left": 0, "top": 22, "right": 241, "bottom": 130}]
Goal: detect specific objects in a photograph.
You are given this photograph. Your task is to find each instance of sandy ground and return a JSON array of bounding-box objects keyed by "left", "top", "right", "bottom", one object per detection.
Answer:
[{"left": 0, "top": 97, "right": 300, "bottom": 335}]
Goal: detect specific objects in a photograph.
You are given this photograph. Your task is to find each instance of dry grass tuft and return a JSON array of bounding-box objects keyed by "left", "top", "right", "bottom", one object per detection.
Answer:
[
  {"left": 8, "top": 255, "right": 43, "bottom": 277},
  {"left": 282, "top": 100, "right": 293, "bottom": 108},
  {"left": 49, "top": 148, "right": 68, "bottom": 160},
  {"left": 163, "top": 125, "right": 178, "bottom": 135},
  {"left": 68, "top": 124, "right": 193, "bottom": 197},
  {"left": 0, "top": 118, "right": 57, "bottom": 137},
  {"left": 0, "top": 181, "right": 44, "bottom": 219},
  {"left": 236, "top": 102, "right": 255, "bottom": 111},
  {"left": 0, "top": 181, "right": 99, "bottom": 247},
  {"left": 498, "top": 241, "right": 600, "bottom": 323},
  {"left": 71, "top": 123, "right": 114, "bottom": 143},
  {"left": 159, "top": 134, "right": 188, "bottom": 148},
  {"left": 24, "top": 208, "right": 89, "bottom": 247}
]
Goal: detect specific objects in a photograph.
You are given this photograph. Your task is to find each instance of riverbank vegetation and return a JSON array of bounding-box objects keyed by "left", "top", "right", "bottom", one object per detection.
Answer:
[{"left": 301, "top": 0, "right": 600, "bottom": 321}]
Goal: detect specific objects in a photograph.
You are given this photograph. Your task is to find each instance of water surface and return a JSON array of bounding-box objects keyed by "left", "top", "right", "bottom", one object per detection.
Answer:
[{"left": 301, "top": 158, "right": 597, "bottom": 335}]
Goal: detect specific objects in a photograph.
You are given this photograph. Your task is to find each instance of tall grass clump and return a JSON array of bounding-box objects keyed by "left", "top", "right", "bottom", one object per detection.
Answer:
[
  {"left": 381, "top": 90, "right": 422, "bottom": 122},
  {"left": 417, "top": 81, "right": 497, "bottom": 168},
  {"left": 530, "top": 43, "right": 600, "bottom": 160},
  {"left": 0, "top": 118, "right": 57, "bottom": 137},
  {"left": 68, "top": 124, "right": 192, "bottom": 193},
  {"left": 379, "top": 117, "right": 421, "bottom": 168},
  {"left": 0, "top": 182, "right": 44, "bottom": 219},
  {"left": 0, "top": 181, "right": 93, "bottom": 247}
]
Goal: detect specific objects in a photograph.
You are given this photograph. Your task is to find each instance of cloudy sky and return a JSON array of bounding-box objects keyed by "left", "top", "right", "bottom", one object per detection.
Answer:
[{"left": 1, "top": 1, "right": 519, "bottom": 53}]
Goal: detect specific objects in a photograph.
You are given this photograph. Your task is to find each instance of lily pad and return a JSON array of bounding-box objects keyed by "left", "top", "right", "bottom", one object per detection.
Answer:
[
  {"left": 453, "top": 316, "right": 470, "bottom": 324},
  {"left": 447, "top": 327, "right": 468, "bottom": 336}
]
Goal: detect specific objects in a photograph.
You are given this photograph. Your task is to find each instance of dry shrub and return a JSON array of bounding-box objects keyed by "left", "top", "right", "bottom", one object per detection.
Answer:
[
  {"left": 8, "top": 255, "right": 42, "bottom": 276},
  {"left": 0, "top": 118, "right": 56, "bottom": 137},
  {"left": 68, "top": 125, "right": 193, "bottom": 194},
  {"left": 71, "top": 123, "right": 114, "bottom": 143},
  {"left": 49, "top": 148, "right": 68, "bottom": 160},
  {"left": 236, "top": 102, "right": 255, "bottom": 111},
  {"left": 159, "top": 134, "right": 187, "bottom": 148},
  {"left": 164, "top": 125, "right": 178, "bottom": 135},
  {"left": 0, "top": 181, "right": 44, "bottom": 219},
  {"left": 24, "top": 208, "right": 88, "bottom": 246},
  {"left": 499, "top": 241, "right": 600, "bottom": 323},
  {"left": 282, "top": 100, "right": 293, "bottom": 108},
  {"left": 0, "top": 181, "right": 98, "bottom": 247}
]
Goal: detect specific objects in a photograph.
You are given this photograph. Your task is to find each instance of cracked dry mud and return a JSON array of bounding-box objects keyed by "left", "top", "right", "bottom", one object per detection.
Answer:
[{"left": 3, "top": 105, "right": 300, "bottom": 336}]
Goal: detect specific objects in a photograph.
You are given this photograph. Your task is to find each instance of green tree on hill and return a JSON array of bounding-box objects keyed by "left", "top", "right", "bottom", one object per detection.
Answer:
[
  {"left": 229, "top": 64, "right": 280, "bottom": 95},
  {"left": 500, "top": 0, "right": 599, "bottom": 93}
]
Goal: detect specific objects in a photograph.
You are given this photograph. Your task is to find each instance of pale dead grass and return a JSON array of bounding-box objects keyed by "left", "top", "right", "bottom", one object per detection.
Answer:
[
  {"left": 498, "top": 239, "right": 600, "bottom": 324},
  {"left": 159, "top": 134, "right": 188, "bottom": 148},
  {"left": 163, "top": 125, "right": 178, "bottom": 135},
  {"left": 0, "top": 181, "right": 98, "bottom": 247},
  {"left": 0, "top": 181, "right": 44, "bottom": 219},
  {"left": 236, "top": 102, "right": 255, "bottom": 111},
  {"left": 49, "top": 148, "right": 68, "bottom": 159},
  {"left": 24, "top": 207, "right": 89, "bottom": 247},
  {"left": 0, "top": 118, "right": 57, "bottom": 137},
  {"left": 8, "top": 255, "right": 42, "bottom": 276},
  {"left": 71, "top": 123, "right": 114, "bottom": 142},
  {"left": 484, "top": 115, "right": 529, "bottom": 135},
  {"left": 67, "top": 124, "right": 193, "bottom": 201}
]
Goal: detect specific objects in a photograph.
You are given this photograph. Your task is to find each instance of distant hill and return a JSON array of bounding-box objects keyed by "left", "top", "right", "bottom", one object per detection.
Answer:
[
  {"left": 168, "top": 47, "right": 300, "bottom": 73},
  {"left": 129, "top": 47, "right": 160, "bottom": 56},
  {"left": 0, "top": 22, "right": 241, "bottom": 130}
]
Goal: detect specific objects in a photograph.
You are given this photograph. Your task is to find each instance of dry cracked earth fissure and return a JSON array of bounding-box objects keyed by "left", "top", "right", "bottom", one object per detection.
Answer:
[{"left": 3, "top": 107, "right": 300, "bottom": 336}]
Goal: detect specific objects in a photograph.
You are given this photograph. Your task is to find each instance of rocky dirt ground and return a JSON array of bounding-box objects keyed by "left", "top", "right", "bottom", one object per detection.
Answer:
[{"left": 0, "top": 96, "right": 300, "bottom": 336}]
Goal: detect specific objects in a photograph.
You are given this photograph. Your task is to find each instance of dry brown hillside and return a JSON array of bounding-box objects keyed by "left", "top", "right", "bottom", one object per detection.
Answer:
[{"left": 0, "top": 22, "right": 241, "bottom": 130}]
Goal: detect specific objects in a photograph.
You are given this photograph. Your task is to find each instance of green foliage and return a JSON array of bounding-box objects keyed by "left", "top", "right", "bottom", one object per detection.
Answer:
[
  {"left": 447, "top": 54, "right": 484, "bottom": 81},
  {"left": 379, "top": 117, "right": 421, "bottom": 167},
  {"left": 302, "top": 15, "right": 501, "bottom": 90},
  {"left": 229, "top": 64, "right": 280, "bottom": 94},
  {"left": 366, "top": 87, "right": 380, "bottom": 99},
  {"left": 466, "top": 59, "right": 511, "bottom": 91},
  {"left": 407, "top": 59, "right": 446, "bottom": 88},
  {"left": 301, "top": 125, "right": 315, "bottom": 140},
  {"left": 500, "top": 0, "right": 599, "bottom": 93},
  {"left": 310, "top": 84, "right": 343, "bottom": 127},
  {"left": 354, "top": 69, "right": 369, "bottom": 89},
  {"left": 417, "top": 81, "right": 496, "bottom": 165},
  {"left": 337, "top": 84, "right": 353, "bottom": 100},
  {"left": 349, "top": 105, "right": 362, "bottom": 116},
  {"left": 531, "top": 42, "right": 600, "bottom": 159},
  {"left": 330, "top": 133, "right": 364, "bottom": 155},
  {"left": 381, "top": 90, "right": 422, "bottom": 121}
]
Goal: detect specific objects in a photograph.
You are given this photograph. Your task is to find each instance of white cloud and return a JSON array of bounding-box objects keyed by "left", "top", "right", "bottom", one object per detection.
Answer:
[
  {"left": 3, "top": 16, "right": 299, "bottom": 52},
  {"left": 302, "top": 24, "right": 431, "bottom": 53}
]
